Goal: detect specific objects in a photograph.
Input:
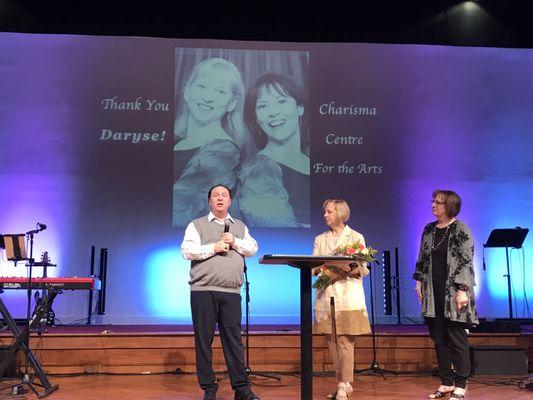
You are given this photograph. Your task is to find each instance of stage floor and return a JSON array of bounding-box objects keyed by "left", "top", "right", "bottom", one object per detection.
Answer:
[{"left": 2, "top": 373, "right": 531, "bottom": 399}]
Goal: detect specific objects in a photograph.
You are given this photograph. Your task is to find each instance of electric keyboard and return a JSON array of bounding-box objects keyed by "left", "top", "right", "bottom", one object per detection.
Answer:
[{"left": 0, "top": 277, "right": 101, "bottom": 290}]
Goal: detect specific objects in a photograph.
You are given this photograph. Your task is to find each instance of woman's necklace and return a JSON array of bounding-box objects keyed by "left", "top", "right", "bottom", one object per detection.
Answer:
[{"left": 432, "top": 223, "right": 452, "bottom": 250}]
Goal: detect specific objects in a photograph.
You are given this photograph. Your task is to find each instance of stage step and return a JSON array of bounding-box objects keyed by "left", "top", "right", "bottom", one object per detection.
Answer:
[{"left": 5, "top": 327, "right": 530, "bottom": 375}]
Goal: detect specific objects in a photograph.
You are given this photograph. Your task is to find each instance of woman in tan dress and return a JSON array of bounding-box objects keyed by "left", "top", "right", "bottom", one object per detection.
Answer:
[{"left": 313, "top": 199, "right": 371, "bottom": 400}]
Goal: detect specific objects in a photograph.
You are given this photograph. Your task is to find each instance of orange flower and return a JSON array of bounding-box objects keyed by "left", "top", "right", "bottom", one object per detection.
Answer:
[
  {"left": 346, "top": 247, "right": 356, "bottom": 255},
  {"left": 358, "top": 243, "right": 364, "bottom": 250}
]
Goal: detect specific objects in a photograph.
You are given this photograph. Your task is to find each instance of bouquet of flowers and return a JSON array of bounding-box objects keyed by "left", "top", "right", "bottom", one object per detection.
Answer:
[{"left": 313, "top": 241, "right": 378, "bottom": 290}]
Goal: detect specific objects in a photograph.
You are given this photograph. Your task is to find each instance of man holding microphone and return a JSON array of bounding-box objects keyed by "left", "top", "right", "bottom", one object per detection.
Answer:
[{"left": 181, "top": 184, "right": 260, "bottom": 400}]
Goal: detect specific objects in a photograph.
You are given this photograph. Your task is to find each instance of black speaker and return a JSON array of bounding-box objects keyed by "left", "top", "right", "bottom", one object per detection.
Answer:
[
  {"left": 0, "top": 345, "right": 19, "bottom": 378},
  {"left": 470, "top": 345, "right": 527, "bottom": 375},
  {"left": 469, "top": 319, "right": 522, "bottom": 333}
]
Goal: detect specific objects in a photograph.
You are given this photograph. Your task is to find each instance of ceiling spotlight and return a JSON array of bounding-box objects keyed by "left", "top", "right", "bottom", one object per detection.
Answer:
[{"left": 463, "top": 1, "right": 480, "bottom": 12}]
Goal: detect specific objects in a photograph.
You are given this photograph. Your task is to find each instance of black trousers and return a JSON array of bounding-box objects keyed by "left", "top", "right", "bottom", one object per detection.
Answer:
[
  {"left": 427, "top": 279, "right": 470, "bottom": 389},
  {"left": 190, "top": 291, "right": 250, "bottom": 393}
]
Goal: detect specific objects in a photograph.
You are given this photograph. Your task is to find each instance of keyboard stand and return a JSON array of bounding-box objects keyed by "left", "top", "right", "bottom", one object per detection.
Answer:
[{"left": 0, "top": 292, "right": 59, "bottom": 398}]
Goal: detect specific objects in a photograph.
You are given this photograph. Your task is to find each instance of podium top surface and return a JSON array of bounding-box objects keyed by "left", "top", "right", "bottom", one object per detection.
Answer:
[
  {"left": 259, "top": 254, "right": 358, "bottom": 268},
  {"left": 484, "top": 227, "right": 529, "bottom": 248}
]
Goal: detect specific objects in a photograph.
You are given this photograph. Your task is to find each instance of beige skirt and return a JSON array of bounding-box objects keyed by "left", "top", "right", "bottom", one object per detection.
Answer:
[{"left": 313, "top": 277, "right": 371, "bottom": 335}]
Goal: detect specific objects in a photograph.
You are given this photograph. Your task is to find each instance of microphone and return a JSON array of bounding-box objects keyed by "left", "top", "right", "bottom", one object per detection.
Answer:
[
  {"left": 26, "top": 222, "right": 47, "bottom": 235},
  {"left": 224, "top": 219, "right": 230, "bottom": 233}
]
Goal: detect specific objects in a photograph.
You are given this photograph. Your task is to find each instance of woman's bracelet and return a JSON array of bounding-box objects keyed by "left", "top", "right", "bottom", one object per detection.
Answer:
[{"left": 455, "top": 283, "right": 469, "bottom": 292}]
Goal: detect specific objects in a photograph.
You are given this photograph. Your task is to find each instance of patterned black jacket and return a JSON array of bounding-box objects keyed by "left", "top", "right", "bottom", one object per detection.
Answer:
[{"left": 413, "top": 220, "right": 479, "bottom": 325}]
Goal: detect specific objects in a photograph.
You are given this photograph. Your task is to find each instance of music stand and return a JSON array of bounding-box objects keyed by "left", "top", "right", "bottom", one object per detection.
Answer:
[
  {"left": 242, "top": 262, "right": 280, "bottom": 381},
  {"left": 356, "top": 260, "right": 397, "bottom": 378},
  {"left": 484, "top": 227, "right": 529, "bottom": 319},
  {"left": 217, "top": 260, "right": 281, "bottom": 384},
  {"left": 1, "top": 234, "right": 28, "bottom": 262}
]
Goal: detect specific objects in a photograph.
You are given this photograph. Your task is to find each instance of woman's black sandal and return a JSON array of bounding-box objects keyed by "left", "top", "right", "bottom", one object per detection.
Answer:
[{"left": 428, "top": 390, "right": 452, "bottom": 398}]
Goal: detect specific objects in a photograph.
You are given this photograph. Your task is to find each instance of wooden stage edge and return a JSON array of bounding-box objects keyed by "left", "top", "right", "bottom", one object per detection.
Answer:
[{"left": 2, "top": 324, "right": 531, "bottom": 375}]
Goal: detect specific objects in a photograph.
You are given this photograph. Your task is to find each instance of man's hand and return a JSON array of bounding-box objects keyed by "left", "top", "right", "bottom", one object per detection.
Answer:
[
  {"left": 214, "top": 240, "right": 230, "bottom": 253},
  {"left": 220, "top": 233, "right": 235, "bottom": 247}
]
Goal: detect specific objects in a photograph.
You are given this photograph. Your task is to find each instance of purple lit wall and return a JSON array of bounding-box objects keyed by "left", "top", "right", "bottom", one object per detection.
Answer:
[{"left": 0, "top": 33, "right": 531, "bottom": 324}]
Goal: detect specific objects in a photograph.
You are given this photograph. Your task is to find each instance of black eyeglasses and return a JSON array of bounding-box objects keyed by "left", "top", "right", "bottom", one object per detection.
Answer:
[{"left": 431, "top": 199, "right": 446, "bottom": 205}]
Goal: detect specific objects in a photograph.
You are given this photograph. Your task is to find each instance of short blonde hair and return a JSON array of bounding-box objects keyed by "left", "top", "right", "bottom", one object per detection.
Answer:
[
  {"left": 175, "top": 57, "right": 247, "bottom": 149},
  {"left": 323, "top": 199, "right": 350, "bottom": 223}
]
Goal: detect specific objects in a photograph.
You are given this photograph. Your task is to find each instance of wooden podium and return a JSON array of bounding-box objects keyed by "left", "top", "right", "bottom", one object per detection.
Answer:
[{"left": 259, "top": 254, "right": 355, "bottom": 400}]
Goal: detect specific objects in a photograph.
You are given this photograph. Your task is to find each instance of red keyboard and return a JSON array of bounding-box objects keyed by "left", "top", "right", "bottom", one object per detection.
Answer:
[{"left": 0, "top": 277, "right": 101, "bottom": 290}]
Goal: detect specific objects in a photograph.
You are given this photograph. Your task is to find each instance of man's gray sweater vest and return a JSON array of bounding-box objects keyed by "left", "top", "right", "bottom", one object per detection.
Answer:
[{"left": 189, "top": 216, "right": 246, "bottom": 294}]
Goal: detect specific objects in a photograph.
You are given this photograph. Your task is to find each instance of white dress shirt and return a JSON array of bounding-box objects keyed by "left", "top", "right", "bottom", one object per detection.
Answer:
[{"left": 182, "top": 212, "right": 258, "bottom": 260}]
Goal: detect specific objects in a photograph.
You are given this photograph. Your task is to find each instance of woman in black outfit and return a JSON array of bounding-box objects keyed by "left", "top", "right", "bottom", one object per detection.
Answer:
[{"left": 413, "top": 190, "right": 479, "bottom": 399}]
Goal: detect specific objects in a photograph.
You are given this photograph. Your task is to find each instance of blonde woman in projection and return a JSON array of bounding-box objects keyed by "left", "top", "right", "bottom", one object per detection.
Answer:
[
  {"left": 313, "top": 199, "right": 371, "bottom": 400},
  {"left": 173, "top": 57, "right": 247, "bottom": 226}
]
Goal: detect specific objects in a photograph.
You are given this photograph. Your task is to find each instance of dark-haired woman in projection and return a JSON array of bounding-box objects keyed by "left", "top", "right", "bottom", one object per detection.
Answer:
[{"left": 237, "top": 73, "right": 310, "bottom": 227}]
